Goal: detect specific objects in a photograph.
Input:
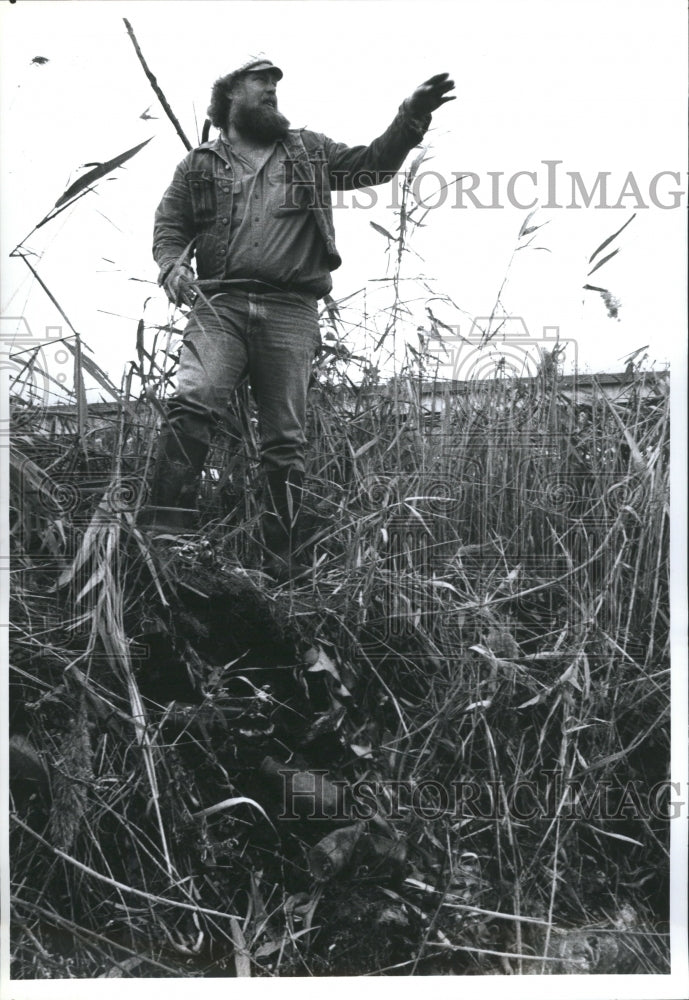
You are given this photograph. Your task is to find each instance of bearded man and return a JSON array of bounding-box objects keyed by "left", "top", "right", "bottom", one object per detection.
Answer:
[{"left": 148, "top": 56, "right": 455, "bottom": 578}]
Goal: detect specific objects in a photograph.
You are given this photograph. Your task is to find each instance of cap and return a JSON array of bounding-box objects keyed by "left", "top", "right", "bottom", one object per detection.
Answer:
[{"left": 229, "top": 56, "right": 283, "bottom": 86}]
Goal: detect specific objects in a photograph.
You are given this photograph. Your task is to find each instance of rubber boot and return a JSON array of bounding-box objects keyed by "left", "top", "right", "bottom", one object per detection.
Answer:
[
  {"left": 262, "top": 468, "right": 309, "bottom": 581},
  {"left": 140, "top": 428, "right": 208, "bottom": 535}
]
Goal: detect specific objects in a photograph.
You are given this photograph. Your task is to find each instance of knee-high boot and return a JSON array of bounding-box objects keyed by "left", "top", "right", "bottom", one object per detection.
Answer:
[
  {"left": 262, "top": 468, "right": 308, "bottom": 579},
  {"left": 141, "top": 427, "right": 209, "bottom": 533}
]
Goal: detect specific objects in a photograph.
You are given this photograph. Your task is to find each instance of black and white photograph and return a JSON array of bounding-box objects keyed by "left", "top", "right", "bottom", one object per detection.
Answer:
[{"left": 1, "top": 0, "right": 687, "bottom": 995}]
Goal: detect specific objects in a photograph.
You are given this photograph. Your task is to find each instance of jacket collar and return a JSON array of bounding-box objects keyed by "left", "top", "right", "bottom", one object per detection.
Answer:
[
  {"left": 199, "top": 130, "right": 307, "bottom": 165},
  {"left": 199, "top": 135, "right": 233, "bottom": 168}
]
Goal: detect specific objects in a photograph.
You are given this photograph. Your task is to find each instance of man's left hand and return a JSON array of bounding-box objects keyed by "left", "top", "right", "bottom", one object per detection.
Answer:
[{"left": 407, "top": 72, "right": 456, "bottom": 117}]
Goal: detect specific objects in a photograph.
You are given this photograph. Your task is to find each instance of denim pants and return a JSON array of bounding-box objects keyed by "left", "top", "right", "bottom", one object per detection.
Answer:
[{"left": 166, "top": 288, "right": 321, "bottom": 473}]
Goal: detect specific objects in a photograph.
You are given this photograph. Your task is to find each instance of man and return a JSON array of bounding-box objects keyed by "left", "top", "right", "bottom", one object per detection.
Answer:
[{"left": 147, "top": 56, "right": 455, "bottom": 578}]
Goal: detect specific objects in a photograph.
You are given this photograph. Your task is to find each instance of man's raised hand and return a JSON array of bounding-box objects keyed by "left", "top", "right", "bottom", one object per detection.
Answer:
[{"left": 407, "top": 72, "right": 456, "bottom": 117}]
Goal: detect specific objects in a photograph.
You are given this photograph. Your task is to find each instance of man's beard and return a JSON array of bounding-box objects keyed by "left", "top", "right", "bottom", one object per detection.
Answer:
[{"left": 233, "top": 102, "right": 290, "bottom": 142}]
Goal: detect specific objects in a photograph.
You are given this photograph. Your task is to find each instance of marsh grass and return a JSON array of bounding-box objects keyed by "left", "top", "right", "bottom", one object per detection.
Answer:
[
  {"left": 7, "top": 102, "right": 671, "bottom": 978},
  {"left": 8, "top": 299, "right": 670, "bottom": 976}
]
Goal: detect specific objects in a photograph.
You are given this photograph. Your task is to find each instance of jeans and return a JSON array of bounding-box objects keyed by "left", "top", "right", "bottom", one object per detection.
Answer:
[{"left": 166, "top": 287, "right": 321, "bottom": 473}]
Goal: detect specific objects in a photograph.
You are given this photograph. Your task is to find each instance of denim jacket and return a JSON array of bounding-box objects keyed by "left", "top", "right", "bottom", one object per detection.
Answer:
[{"left": 152, "top": 100, "right": 431, "bottom": 285}]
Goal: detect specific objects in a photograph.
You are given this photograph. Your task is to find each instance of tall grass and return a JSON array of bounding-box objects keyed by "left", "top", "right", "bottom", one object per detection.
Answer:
[
  {"left": 7, "top": 115, "right": 671, "bottom": 977},
  {"left": 8, "top": 300, "right": 670, "bottom": 976}
]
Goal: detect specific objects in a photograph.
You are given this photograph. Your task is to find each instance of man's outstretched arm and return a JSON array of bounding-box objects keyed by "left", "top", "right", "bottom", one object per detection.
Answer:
[{"left": 323, "top": 72, "right": 455, "bottom": 190}]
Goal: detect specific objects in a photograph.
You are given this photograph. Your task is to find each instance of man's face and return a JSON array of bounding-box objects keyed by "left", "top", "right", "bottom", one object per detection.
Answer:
[
  {"left": 232, "top": 70, "right": 279, "bottom": 114},
  {"left": 229, "top": 69, "right": 289, "bottom": 142}
]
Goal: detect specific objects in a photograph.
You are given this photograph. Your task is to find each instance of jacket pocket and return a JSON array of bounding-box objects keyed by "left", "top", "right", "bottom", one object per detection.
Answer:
[{"left": 187, "top": 170, "right": 217, "bottom": 222}]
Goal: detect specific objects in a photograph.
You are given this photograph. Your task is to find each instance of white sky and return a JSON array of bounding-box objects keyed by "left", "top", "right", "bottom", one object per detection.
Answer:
[{"left": 1, "top": 0, "right": 687, "bottom": 397}]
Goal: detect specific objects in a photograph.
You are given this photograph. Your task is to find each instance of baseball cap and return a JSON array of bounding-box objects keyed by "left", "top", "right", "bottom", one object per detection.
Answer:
[{"left": 230, "top": 56, "right": 283, "bottom": 84}]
